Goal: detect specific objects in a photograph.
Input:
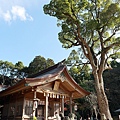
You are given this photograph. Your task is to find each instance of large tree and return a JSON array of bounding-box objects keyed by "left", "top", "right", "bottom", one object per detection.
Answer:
[{"left": 43, "top": 0, "right": 120, "bottom": 119}]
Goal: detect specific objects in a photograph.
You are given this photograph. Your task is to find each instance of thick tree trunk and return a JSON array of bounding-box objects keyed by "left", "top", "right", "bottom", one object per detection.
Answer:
[{"left": 93, "top": 69, "right": 113, "bottom": 120}]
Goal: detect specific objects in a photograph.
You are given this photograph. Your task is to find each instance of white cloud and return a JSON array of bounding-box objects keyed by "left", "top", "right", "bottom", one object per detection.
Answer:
[
  {"left": 11, "top": 6, "right": 26, "bottom": 21},
  {"left": 0, "top": 5, "right": 33, "bottom": 23},
  {"left": 0, "top": 0, "right": 51, "bottom": 23},
  {"left": 11, "top": 6, "right": 33, "bottom": 21},
  {"left": 3, "top": 11, "right": 12, "bottom": 22},
  {"left": 0, "top": 0, "right": 38, "bottom": 10}
]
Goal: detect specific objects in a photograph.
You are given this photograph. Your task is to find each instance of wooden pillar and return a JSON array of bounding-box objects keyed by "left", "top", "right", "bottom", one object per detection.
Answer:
[
  {"left": 22, "top": 98, "right": 25, "bottom": 120},
  {"left": 70, "top": 94, "right": 73, "bottom": 114},
  {"left": 45, "top": 93, "right": 49, "bottom": 120},
  {"left": 61, "top": 96, "right": 64, "bottom": 116},
  {"left": 33, "top": 90, "right": 37, "bottom": 117}
]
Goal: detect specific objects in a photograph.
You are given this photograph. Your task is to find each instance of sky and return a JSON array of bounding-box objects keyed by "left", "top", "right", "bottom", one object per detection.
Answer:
[{"left": 0, "top": 0, "right": 72, "bottom": 66}]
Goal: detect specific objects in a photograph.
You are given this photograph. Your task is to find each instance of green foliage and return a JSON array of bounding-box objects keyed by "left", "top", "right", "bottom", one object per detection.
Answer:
[
  {"left": 74, "top": 97, "right": 92, "bottom": 119},
  {"left": 28, "top": 56, "right": 55, "bottom": 75},
  {"left": 0, "top": 60, "right": 14, "bottom": 84},
  {"left": 110, "top": 60, "right": 120, "bottom": 68},
  {"left": 15, "top": 61, "right": 24, "bottom": 70},
  {"left": 66, "top": 50, "right": 82, "bottom": 65},
  {"left": 33, "top": 116, "right": 37, "bottom": 120},
  {"left": 68, "top": 65, "right": 94, "bottom": 92},
  {"left": 46, "top": 58, "right": 55, "bottom": 67},
  {"left": 44, "top": 0, "right": 120, "bottom": 63},
  {"left": 103, "top": 62, "right": 120, "bottom": 116},
  {"left": 66, "top": 49, "right": 94, "bottom": 92},
  {"left": 0, "top": 56, "right": 55, "bottom": 86},
  {"left": 0, "top": 60, "right": 25, "bottom": 86}
]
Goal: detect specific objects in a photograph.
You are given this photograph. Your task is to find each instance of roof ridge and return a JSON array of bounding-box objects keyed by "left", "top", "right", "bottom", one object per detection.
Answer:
[{"left": 28, "top": 59, "right": 66, "bottom": 78}]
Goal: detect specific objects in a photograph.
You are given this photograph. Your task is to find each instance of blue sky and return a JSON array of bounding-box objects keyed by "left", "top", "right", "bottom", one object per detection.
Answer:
[{"left": 0, "top": 0, "right": 72, "bottom": 66}]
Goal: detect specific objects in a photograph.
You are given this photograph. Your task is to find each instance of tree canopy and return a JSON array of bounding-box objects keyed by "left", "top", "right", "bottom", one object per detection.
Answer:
[
  {"left": 0, "top": 60, "right": 25, "bottom": 86},
  {"left": 28, "top": 56, "right": 55, "bottom": 75},
  {"left": 44, "top": 0, "right": 120, "bottom": 64},
  {"left": 43, "top": 0, "right": 120, "bottom": 119},
  {"left": 0, "top": 56, "right": 55, "bottom": 86}
]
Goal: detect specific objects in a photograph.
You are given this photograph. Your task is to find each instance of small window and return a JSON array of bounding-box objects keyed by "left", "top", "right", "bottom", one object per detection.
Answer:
[
  {"left": 16, "top": 105, "right": 23, "bottom": 116},
  {"left": 8, "top": 103, "right": 15, "bottom": 116},
  {"left": 2, "top": 104, "right": 9, "bottom": 117},
  {"left": 25, "top": 100, "right": 33, "bottom": 116}
]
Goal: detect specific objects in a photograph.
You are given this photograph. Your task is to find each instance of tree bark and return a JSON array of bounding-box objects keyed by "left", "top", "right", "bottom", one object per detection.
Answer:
[{"left": 93, "top": 69, "right": 112, "bottom": 120}]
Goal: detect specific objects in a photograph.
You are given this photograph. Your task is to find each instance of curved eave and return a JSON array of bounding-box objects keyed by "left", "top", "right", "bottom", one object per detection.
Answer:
[
  {"left": 0, "top": 79, "right": 29, "bottom": 97},
  {"left": 61, "top": 66, "right": 90, "bottom": 98}
]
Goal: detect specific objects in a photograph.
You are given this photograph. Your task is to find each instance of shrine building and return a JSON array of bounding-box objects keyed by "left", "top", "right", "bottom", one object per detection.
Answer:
[{"left": 0, "top": 61, "right": 90, "bottom": 120}]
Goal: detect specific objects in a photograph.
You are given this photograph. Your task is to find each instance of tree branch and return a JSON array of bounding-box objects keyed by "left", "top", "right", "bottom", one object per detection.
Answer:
[
  {"left": 98, "top": 31, "right": 104, "bottom": 50},
  {"left": 104, "top": 42, "right": 120, "bottom": 53},
  {"left": 75, "top": 22, "right": 97, "bottom": 68},
  {"left": 63, "top": 36, "right": 80, "bottom": 47},
  {"left": 104, "top": 32, "right": 116, "bottom": 44}
]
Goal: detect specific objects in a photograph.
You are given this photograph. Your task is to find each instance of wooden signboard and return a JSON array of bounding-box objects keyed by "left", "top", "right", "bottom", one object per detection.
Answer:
[{"left": 53, "top": 81, "right": 60, "bottom": 91}]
